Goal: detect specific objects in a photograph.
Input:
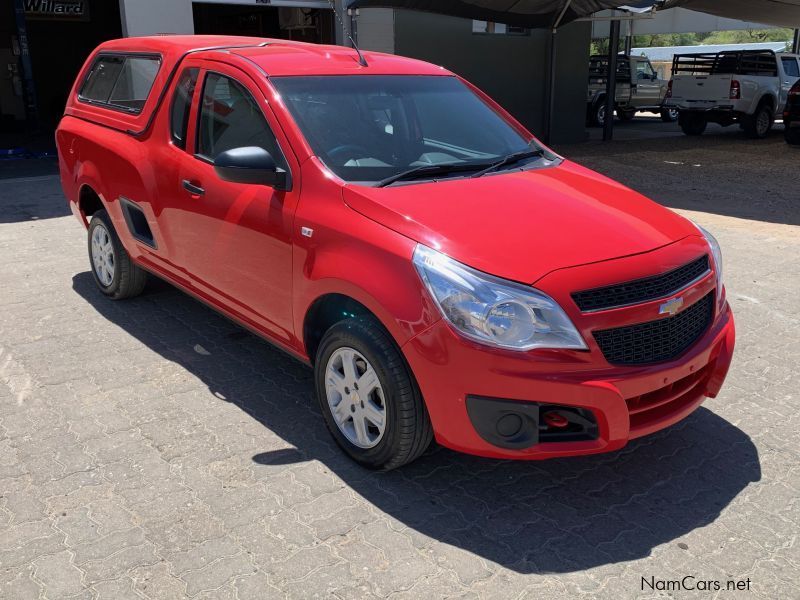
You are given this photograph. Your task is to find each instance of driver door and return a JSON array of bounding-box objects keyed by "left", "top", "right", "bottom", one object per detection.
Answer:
[
  {"left": 175, "top": 62, "right": 301, "bottom": 344},
  {"left": 633, "top": 59, "right": 661, "bottom": 105}
]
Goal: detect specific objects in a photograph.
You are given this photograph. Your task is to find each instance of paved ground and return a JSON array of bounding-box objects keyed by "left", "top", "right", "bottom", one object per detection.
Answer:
[{"left": 1, "top": 126, "right": 798, "bottom": 599}]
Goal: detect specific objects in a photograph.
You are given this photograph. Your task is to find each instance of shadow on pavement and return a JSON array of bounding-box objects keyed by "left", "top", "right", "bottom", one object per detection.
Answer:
[
  {"left": 0, "top": 167, "right": 68, "bottom": 223},
  {"left": 73, "top": 271, "right": 761, "bottom": 574},
  {"left": 560, "top": 127, "right": 800, "bottom": 226}
]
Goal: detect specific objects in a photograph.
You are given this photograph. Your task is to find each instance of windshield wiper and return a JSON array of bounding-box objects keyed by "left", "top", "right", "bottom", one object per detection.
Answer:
[
  {"left": 470, "top": 149, "right": 545, "bottom": 179},
  {"left": 375, "top": 162, "right": 493, "bottom": 188}
]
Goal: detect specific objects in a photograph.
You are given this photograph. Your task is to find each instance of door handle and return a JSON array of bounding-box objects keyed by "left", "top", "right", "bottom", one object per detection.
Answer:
[{"left": 182, "top": 180, "right": 205, "bottom": 196}]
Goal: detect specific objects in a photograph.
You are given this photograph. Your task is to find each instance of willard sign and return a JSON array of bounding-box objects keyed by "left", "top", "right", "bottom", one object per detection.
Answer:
[{"left": 24, "top": 0, "right": 90, "bottom": 21}]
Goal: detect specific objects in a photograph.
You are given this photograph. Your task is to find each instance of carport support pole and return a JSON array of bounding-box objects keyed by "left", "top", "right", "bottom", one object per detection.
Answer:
[
  {"left": 545, "top": 30, "right": 557, "bottom": 144},
  {"left": 793, "top": 29, "right": 800, "bottom": 54},
  {"left": 544, "top": 0, "right": 572, "bottom": 144},
  {"left": 603, "top": 19, "right": 620, "bottom": 142}
]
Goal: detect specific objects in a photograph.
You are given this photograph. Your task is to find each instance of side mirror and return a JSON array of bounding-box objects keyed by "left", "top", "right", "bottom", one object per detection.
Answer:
[{"left": 213, "top": 146, "right": 289, "bottom": 190}]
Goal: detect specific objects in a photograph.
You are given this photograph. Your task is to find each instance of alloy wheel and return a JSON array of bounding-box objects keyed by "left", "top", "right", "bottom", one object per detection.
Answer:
[
  {"left": 324, "top": 347, "right": 386, "bottom": 448},
  {"left": 91, "top": 223, "right": 115, "bottom": 287},
  {"left": 756, "top": 109, "right": 771, "bottom": 136}
]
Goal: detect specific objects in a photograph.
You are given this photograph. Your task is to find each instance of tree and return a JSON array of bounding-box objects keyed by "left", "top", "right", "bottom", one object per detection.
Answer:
[{"left": 593, "top": 29, "right": 794, "bottom": 52}]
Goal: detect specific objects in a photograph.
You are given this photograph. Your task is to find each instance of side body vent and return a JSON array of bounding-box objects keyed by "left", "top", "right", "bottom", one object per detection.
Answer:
[{"left": 120, "top": 197, "right": 156, "bottom": 248}]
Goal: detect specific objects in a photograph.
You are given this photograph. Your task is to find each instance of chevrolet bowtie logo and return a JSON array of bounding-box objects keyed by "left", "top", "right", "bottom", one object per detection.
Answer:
[{"left": 659, "top": 297, "right": 684, "bottom": 316}]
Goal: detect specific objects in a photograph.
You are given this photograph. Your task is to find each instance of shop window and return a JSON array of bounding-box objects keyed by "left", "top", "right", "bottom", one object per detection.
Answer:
[{"left": 472, "top": 20, "right": 529, "bottom": 35}]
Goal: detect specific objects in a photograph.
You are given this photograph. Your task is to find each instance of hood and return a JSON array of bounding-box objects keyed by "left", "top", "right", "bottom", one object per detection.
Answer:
[{"left": 342, "top": 160, "right": 698, "bottom": 284}]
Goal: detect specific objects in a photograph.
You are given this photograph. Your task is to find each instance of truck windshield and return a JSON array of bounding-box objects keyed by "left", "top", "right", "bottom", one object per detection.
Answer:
[{"left": 271, "top": 75, "right": 549, "bottom": 184}]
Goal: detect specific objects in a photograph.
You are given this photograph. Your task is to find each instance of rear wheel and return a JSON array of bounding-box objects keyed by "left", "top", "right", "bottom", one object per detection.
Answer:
[
  {"left": 618, "top": 109, "right": 635, "bottom": 122},
  {"left": 88, "top": 210, "right": 147, "bottom": 299},
  {"left": 743, "top": 101, "right": 773, "bottom": 139},
  {"left": 785, "top": 123, "right": 800, "bottom": 145},
  {"left": 661, "top": 107, "right": 679, "bottom": 122},
  {"left": 679, "top": 113, "right": 707, "bottom": 136},
  {"left": 314, "top": 318, "right": 432, "bottom": 470}
]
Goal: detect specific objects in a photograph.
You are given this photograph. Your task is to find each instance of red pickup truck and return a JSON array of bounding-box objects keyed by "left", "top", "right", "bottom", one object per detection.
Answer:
[{"left": 57, "top": 36, "right": 735, "bottom": 469}]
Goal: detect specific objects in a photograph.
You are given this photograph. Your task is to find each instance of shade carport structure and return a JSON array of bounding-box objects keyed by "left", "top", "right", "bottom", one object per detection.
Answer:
[
  {"left": 663, "top": 0, "right": 800, "bottom": 29},
  {"left": 663, "top": 0, "right": 800, "bottom": 51},
  {"left": 346, "top": 1, "right": 630, "bottom": 28}
]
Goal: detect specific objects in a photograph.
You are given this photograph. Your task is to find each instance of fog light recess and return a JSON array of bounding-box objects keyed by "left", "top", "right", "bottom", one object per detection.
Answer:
[{"left": 466, "top": 396, "right": 599, "bottom": 450}]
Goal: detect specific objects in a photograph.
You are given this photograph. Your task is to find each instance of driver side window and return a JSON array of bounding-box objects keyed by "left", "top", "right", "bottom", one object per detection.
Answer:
[
  {"left": 196, "top": 72, "right": 286, "bottom": 169},
  {"left": 636, "top": 60, "right": 655, "bottom": 80}
]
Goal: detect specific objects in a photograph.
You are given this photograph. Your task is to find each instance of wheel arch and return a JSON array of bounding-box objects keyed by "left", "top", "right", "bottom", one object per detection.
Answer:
[
  {"left": 303, "top": 293, "right": 381, "bottom": 365},
  {"left": 74, "top": 160, "right": 110, "bottom": 227},
  {"left": 300, "top": 271, "right": 437, "bottom": 364},
  {"left": 749, "top": 92, "right": 777, "bottom": 117},
  {"left": 78, "top": 184, "right": 105, "bottom": 224},
  {"left": 758, "top": 93, "right": 777, "bottom": 109}
]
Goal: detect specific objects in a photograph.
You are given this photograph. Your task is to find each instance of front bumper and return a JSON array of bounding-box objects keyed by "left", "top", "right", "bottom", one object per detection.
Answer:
[
  {"left": 403, "top": 236, "right": 735, "bottom": 459},
  {"left": 402, "top": 299, "right": 735, "bottom": 461}
]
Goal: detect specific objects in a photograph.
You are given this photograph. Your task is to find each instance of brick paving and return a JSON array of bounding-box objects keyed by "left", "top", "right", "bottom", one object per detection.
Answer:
[{"left": 1, "top": 130, "right": 798, "bottom": 598}]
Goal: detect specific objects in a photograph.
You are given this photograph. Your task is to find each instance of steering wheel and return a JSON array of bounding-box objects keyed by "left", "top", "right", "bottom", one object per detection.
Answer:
[{"left": 327, "top": 144, "right": 371, "bottom": 162}]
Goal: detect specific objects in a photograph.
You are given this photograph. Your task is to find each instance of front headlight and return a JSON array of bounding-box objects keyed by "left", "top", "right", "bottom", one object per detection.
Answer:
[
  {"left": 412, "top": 245, "right": 586, "bottom": 351},
  {"left": 696, "top": 224, "right": 723, "bottom": 296}
]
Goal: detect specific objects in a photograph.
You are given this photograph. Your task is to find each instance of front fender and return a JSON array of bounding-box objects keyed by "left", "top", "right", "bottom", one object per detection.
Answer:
[{"left": 292, "top": 207, "right": 441, "bottom": 353}]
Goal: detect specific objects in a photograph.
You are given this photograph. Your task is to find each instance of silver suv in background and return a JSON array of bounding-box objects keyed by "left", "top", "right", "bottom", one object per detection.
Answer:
[{"left": 587, "top": 54, "right": 677, "bottom": 126}]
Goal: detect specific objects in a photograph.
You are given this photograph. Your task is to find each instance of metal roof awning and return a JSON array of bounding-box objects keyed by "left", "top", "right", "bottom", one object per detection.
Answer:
[
  {"left": 662, "top": 0, "right": 800, "bottom": 29},
  {"left": 345, "top": 0, "right": 638, "bottom": 29}
]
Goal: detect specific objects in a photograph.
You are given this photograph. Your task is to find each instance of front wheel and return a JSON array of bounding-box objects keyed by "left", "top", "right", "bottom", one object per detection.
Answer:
[
  {"left": 88, "top": 210, "right": 147, "bottom": 299},
  {"left": 314, "top": 318, "right": 433, "bottom": 470}
]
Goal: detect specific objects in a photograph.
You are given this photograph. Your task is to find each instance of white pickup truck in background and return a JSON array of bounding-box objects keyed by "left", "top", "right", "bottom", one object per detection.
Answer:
[{"left": 666, "top": 50, "right": 800, "bottom": 138}]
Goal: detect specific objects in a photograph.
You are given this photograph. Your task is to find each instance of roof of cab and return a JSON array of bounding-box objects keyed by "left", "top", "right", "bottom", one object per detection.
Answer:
[{"left": 96, "top": 35, "right": 450, "bottom": 77}]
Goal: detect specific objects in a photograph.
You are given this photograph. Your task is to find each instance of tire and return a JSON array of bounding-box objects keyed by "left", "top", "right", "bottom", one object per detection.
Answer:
[
  {"left": 743, "top": 101, "right": 773, "bottom": 139},
  {"left": 785, "top": 124, "right": 800, "bottom": 145},
  {"left": 314, "top": 317, "right": 433, "bottom": 470},
  {"left": 593, "top": 100, "right": 607, "bottom": 127},
  {"left": 619, "top": 109, "right": 635, "bottom": 122},
  {"left": 661, "top": 108, "right": 679, "bottom": 122},
  {"left": 679, "top": 113, "right": 707, "bottom": 136},
  {"left": 88, "top": 209, "right": 147, "bottom": 300}
]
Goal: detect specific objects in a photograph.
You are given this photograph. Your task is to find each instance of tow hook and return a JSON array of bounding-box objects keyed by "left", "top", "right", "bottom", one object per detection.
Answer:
[{"left": 542, "top": 411, "right": 569, "bottom": 429}]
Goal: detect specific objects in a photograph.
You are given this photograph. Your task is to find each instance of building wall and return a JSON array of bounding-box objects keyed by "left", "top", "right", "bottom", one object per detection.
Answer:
[
  {"left": 117, "top": 0, "right": 349, "bottom": 40},
  {"left": 119, "top": 0, "right": 194, "bottom": 37},
  {"left": 392, "top": 10, "right": 590, "bottom": 144},
  {"left": 356, "top": 8, "right": 394, "bottom": 54}
]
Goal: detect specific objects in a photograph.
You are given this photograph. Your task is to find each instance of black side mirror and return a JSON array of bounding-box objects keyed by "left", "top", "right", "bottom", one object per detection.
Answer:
[{"left": 213, "top": 146, "right": 290, "bottom": 190}]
